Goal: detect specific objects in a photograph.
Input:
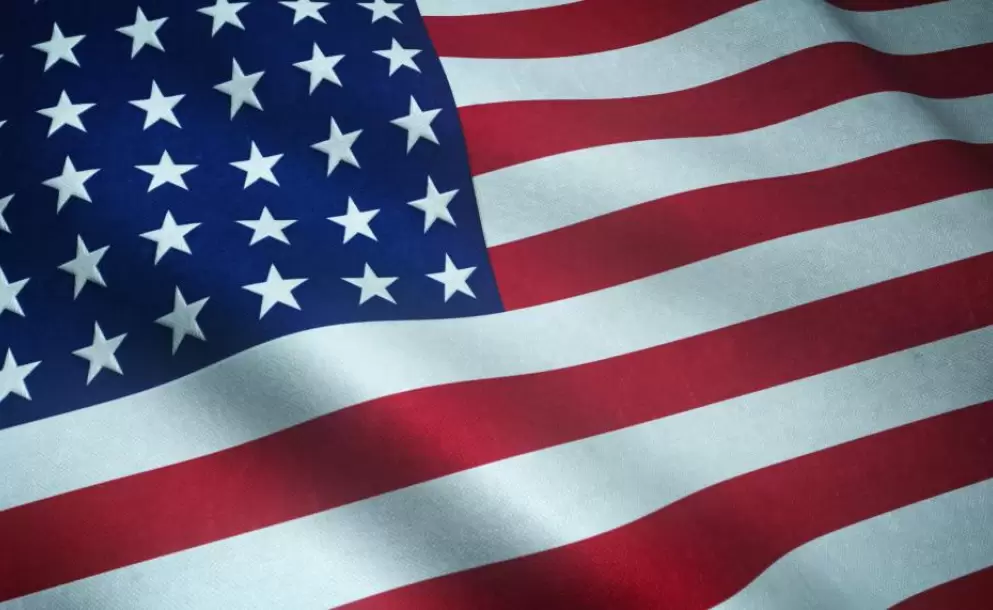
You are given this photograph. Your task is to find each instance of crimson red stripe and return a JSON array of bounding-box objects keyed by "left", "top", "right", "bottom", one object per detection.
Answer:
[
  {"left": 422, "top": 0, "right": 753, "bottom": 59},
  {"left": 491, "top": 141, "right": 993, "bottom": 310},
  {"left": 462, "top": 43, "right": 993, "bottom": 175},
  {"left": 894, "top": 566, "right": 993, "bottom": 610},
  {"left": 2, "top": 255, "right": 992, "bottom": 600},
  {"left": 340, "top": 402, "right": 993, "bottom": 610},
  {"left": 828, "top": 0, "right": 945, "bottom": 10}
]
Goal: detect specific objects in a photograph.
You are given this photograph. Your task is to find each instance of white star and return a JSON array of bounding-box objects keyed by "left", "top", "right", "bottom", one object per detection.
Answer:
[
  {"left": 231, "top": 141, "right": 282, "bottom": 188},
  {"left": 374, "top": 38, "right": 421, "bottom": 76},
  {"left": 358, "top": 0, "right": 402, "bottom": 23},
  {"left": 198, "top": 0, "right": 249, "bottom": 35},
  {"left": 342, "top": 264, "right": 397, "bottom": 305},
  {"left": 408, "top": 177, "right": 458, "bottom": 232},
  {"left": 243, "top": 265, "right": 307, "bottom": 318},
  {"left": 72, "top": 322, "right": 126, "bottom": 384},
  {"left": 237, "top": 207, "right": 296, "bottom": 245},
  {"left": 279, "top": 0, "right": 328, "bottom": 24},
  {"left": 136, "top": 151, "right": 197, "bottom": 191},
  {"left": 294, "top": 43, "right": 343, "bottom": 94},
  {"left": 58, "top": 235, "right": 108, "bottom": 298},
  {"left": 328, "top": 197, "right": 378, "bottom": 243},
  {"left": 42, "top": 156, "right": 99, "bottom": 212},
  {"left": 0, "top": 194, "right": 12, "bottom": 233},
  {"left": 156, "top": 288, "right": 209, "bottom": 353},
  {"left": 130, "top": 81, "right": 184, "bottom": 129},
  {"left": 391, "top": 96, "right": 441, "bottom": 152},
  {"left": 37, "top": 90, "right": 94, "bottom": 136},
  {"left": 214, "top": 59, "right": 264, "bottom": 118},
  {"left": 427, "top": 255, "right": 477, "bottom": 301},
  {"left": 0, "top": 267, "right": 29, "bottom": 318},
  {"left": 311, "top": 118, "right": 361, "bottom": 175},
  {"left": 0, "top": 350, "right": 40, "bottom": 404},
  {"left": 117, "top": 7, "right": 168, "bottom": 58},
  {"left": 32, "top": 23, "right": 85, "bottom": 71},
  {"left": 141, "top": 211, "right": 200, "bottom": 264}
]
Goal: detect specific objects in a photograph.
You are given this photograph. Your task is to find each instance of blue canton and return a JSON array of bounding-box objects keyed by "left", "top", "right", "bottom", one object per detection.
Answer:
[{"left": 0, "top": 0, "right": 503, "bottom": 430}]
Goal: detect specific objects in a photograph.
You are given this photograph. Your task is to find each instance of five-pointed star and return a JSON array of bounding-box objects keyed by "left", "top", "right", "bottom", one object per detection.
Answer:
[
  {"left": 214, "top": 59, "right": 264, "bottom": 118},
  {"left": 342, "top": 264, "right": 397, "bottom": 305},
  {"left": 59, "top": 235, "right": 109, "bottom": 298},
  {"left": 359, "top": 0, "right": 402, "bottom": 23},
  {"left": 427, "top": 255, "right": 477, "bottom": 301},
  {"left": 238, "top": 207, "right": 296, "bottom": 245},
  {"left": 280, "top": 0, "right": 328, "bottom": 24},
  {"left": 117, "top": 7, "right": 168, "bottom": 58},
  {"left": 42, "top": 156, "right": 99, "bottom": 212},
  {"left": 231, "top": 141, "right": 282, "bottom": 187},
  {"left": 0, "top": 350, "right": 40, "bottom": 404},
  {"left": 141, "top": 211, "right": 200, "bottom": 264},
  {"left": 198, "top": 0, "right": 249, "bottom": 36},
  {"left": 0, "top": 194, "right": 12, "bottom": 233},
  {"left": 0, "top": 267, "right": 29, "bottom": 317},
  {"left": 130, "top": 81, "right": 184, "bottom": 129},
  {"left": 391, "top": 96, "right": 441, "bottom": 152},
  {"left": 156, "top": 288, "right": 209, "bottom": 353},
  {"left": 37, "top": 90, "right": 94, "bottom": 136},
  {"left": 374, "top": 38, "right": 421, "bottom": 76},
  {"left": 243, "top": 265, "right": 307, "bottom": 318},
  {"left": 294, "top": 43, "right": 344, "bottom": 93},
  {"left": 33, "top": 23, "right": 85, "bottom": 71},
  {"left": 408, "top": 177, "right": 458, "bottom": 232},
  {"left": 136, "top": 150, "right": 197, "bottom": 191},
  {"left": 311, "top": 118, "right": 361, "bottom": 175},
  {"left": 73, "top": 322, "right": 126, "bottom": 384},
  {"left": 328, "top": 197, "right": 379, "bottom": 243}
]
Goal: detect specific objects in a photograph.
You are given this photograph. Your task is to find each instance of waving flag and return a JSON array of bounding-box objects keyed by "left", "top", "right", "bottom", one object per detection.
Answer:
[{"left": 2, "top": 0, "right": 992, "bottom": 607}]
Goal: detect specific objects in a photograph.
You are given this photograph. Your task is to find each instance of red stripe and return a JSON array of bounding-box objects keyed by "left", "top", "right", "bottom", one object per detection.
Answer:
[
  {"left": 2, "top": 255, "right": 992, "bottom": 600},
  {"left": 894, "top": 566, "right": 993, "bottom": 609},
  {"left": 339, "top": 402, "right": 993, "bottom": 610},
  {"left": 491, "top": 141, "right": 993, "bottom": 309},
  {"left": 461, "top": 43, "right": 993, "bottom": 175},
  {"left": 422, "top": 0, "right": 754, "bottom": 59}
]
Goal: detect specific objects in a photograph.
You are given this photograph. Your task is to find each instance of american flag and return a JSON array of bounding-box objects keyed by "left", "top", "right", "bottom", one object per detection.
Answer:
[{"left": 1, "top": 0, "right": 992, "bottom": 607}]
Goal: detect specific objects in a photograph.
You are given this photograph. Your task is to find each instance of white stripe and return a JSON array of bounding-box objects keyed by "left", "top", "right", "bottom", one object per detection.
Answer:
[
  {"left": 12, "top": 326, "right": 993, "bottom": 609},
  {"left": 3, "top": 189, "right": 992, "bottom": 511},
  {"left": 714, "top": 479, "right": 993, "bottom": 610},
  {"left": 442, "top": 0, "right": 992, "bottom": 106},
  {"left": 475, "top": 92, "right": 993, "bottom": 246},
  {"left": 417, "top": 0, "right": 579, "bottom": 17}
]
